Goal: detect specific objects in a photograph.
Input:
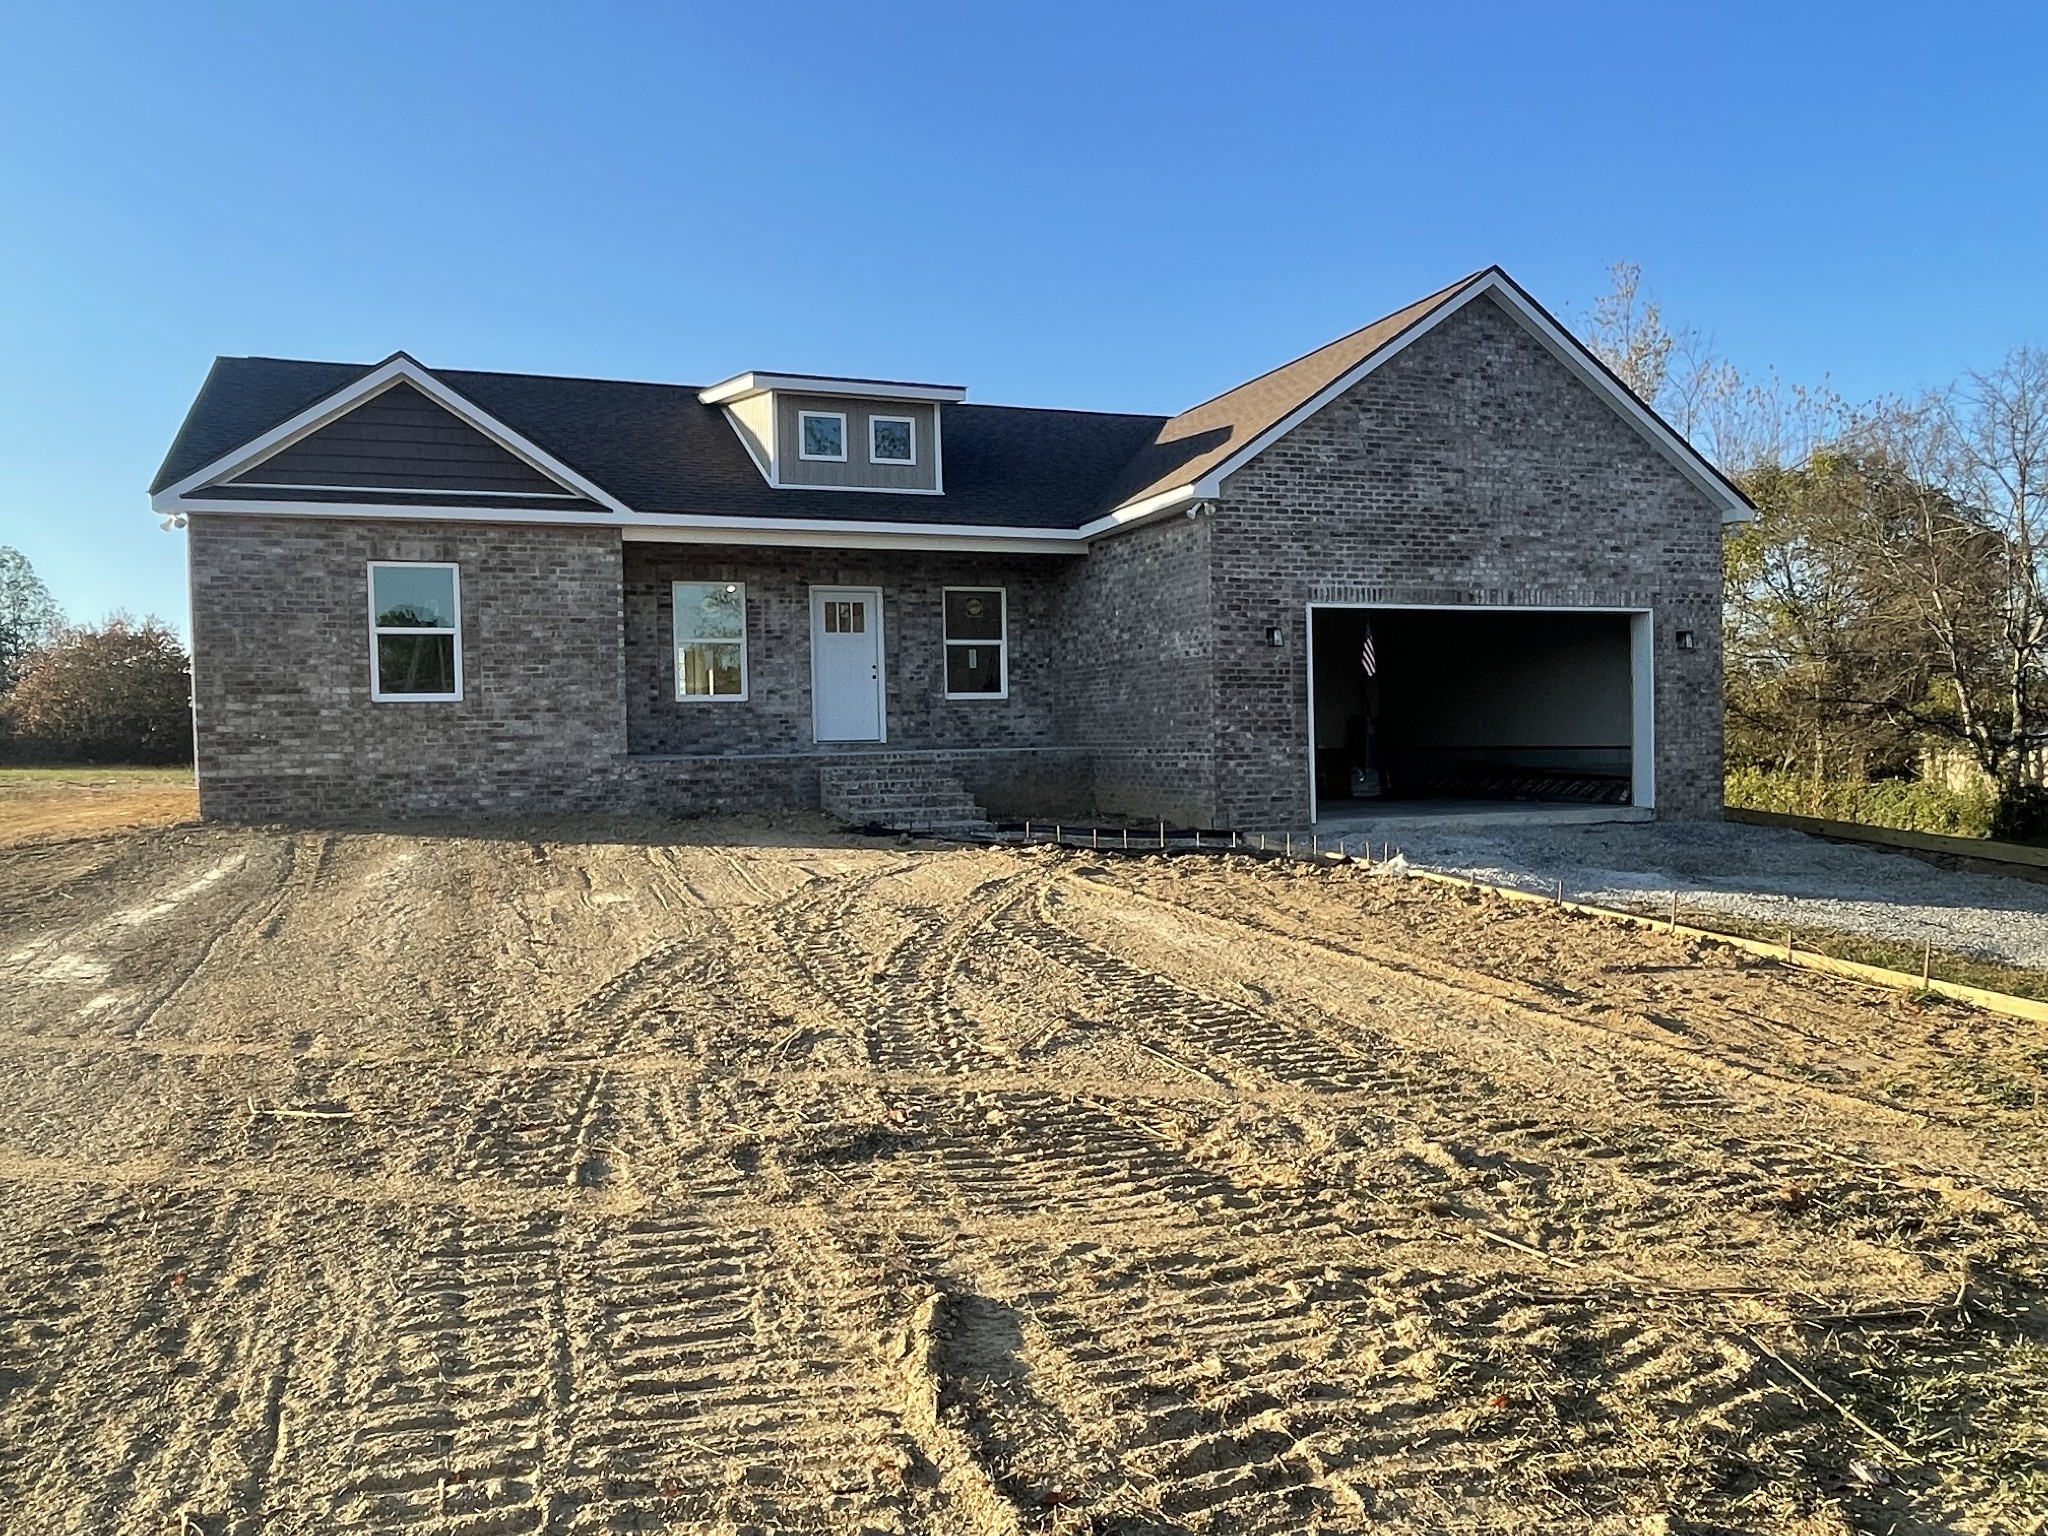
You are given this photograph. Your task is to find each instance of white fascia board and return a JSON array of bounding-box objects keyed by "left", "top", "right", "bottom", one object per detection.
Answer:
[
  {"left": 1095, "top": 271, "right": 1754, "bottom": 527},
  {"left": 623, "top": 523, "right": 1080, "bottom": 555},
  {"left": 158, "top": 356, "right": 633, "bottom": 514},
  {"left": 157, "top": 492, "right": 1087, "bottom": 553},
  {"left": 156, "top": 495, "right": 622, "bottom": 523},
  {"left": 1073, "top": 482, "right": 1200, "bottom": 539},
  {"left": 698, "top": 372, "right": 967, "bottom": 406}
]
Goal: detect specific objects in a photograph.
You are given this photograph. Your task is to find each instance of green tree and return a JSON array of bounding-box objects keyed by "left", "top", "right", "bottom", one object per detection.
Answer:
[{"left": 4, "top": 615, "right": 193, "bottom": 764}]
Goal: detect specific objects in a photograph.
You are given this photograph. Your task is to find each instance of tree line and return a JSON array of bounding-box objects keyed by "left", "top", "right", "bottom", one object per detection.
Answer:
[
  {"left": 1584, "top": 265, "right": 2048, "bottom": 836},
  {"left": 0, "top": 547, "right": 192, "bottom": 765}
]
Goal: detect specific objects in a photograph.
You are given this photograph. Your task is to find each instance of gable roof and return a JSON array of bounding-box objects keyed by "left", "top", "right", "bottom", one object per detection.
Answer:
[
  {"left": 1090, "top": 267, "right": 1752, "bottom": 527},
  {"left": 155, "top": 356, "right": 1168, "bottom": 532},
  {"left": 151, "top": 266, "right": 1752, "bottom": 535},
  {"left": 1096, "top": 271, "right": 1490, "bottom": 516}
]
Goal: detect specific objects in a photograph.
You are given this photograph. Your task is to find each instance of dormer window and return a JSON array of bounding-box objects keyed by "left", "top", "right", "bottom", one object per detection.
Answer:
[
  {"left": 870, "top": 416, "right": 916, "bottom": 465},
  {"left": 798, "top": 411, "right": 846, "bottom": 461}
]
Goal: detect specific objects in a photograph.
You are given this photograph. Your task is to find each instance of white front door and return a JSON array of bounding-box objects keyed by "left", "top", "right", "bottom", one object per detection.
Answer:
[{"left": 811, "top": 587, "right": 885, "bottom": 742}]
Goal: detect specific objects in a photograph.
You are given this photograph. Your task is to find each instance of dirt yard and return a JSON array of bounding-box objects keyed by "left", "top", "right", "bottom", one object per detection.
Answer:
[
  {"left": 0, "top": 767, "right": 197, "bottom": 846},
  {"left": 1, "top": 819, "right": 2043, "bottom": 1536}
]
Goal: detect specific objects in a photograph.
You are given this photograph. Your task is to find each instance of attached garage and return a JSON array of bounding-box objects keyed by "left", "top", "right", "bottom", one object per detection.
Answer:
[{"left": 1307, "top": 606, "right": 1655, "bottom": 822}]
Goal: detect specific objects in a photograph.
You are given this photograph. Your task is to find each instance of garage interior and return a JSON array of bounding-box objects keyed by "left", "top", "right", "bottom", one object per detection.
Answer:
[{"left": 1310, "top": 608, "right": 1637, "bottom": 811}]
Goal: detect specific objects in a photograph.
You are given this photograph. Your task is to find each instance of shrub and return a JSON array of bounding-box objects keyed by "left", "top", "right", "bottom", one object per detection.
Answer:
[
  {"left": 4, "top": 616, "right": 193, "bottom": 765},
  {"left": 1725, "top": 766, "right": 1996, "bottom": 837}
]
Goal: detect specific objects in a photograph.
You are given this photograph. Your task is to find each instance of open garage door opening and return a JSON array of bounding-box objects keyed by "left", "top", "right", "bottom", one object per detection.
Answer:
[{"left": 1310, "top": 607, "right": 1647, "bottom": 816}]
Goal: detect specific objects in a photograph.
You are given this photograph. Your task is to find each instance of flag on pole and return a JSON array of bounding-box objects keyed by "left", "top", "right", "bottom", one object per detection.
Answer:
[{"left": 1360, "top": 623, "right": 1377, "bottom": 677}]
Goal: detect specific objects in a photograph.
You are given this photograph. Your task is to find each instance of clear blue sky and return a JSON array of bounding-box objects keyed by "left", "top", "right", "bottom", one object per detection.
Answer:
[{"left": 3, "top": 2, "right": 2043, "bottom": 631}]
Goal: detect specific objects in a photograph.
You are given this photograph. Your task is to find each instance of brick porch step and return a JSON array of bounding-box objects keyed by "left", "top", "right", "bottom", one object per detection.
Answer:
[{"left": 819, "top": 762, "right": 994, "bottom": 837}]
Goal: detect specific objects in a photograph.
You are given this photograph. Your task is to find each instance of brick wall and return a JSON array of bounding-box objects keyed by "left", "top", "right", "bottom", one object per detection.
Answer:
[
  {"left": 1054, "top": 514, "right": 1217, "bottom": 824},
  {"left": 623, "top": 544, "right": 1075, "bottom": 758},
  {"left": 186, "top": 293, "right": 1725, "bottom": 829},
  {"left": 188, "top": 516, "right": 626, "bottom": 820},
  {"left": 1207, "top": 292, "right": 1727, "bottom": 827}
]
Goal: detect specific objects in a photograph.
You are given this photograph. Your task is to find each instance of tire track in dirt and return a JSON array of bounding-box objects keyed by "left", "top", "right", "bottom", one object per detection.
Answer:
[
  {"left": 330, "top": 1207, "right": 567, "bottom": 1534},
  {"left": 734, "top": 864, "right": 1024, "bottom": 1076}
]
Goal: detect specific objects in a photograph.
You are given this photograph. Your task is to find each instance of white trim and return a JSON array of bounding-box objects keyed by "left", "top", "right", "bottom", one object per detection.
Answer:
[
  {"left": 1074, "top": 483, "right": 1201, "bottom": 539},
  {"left": 622, "top": 528, "right": 1073, "bottom": 557},
  {"left": 932, "top": 403, "right": 945, "bottom": 497},
  {"left": 1304, "top": 604, "right": 1319, "bottom": 827},
  {"left": 809, "top": 585, "right": 888, "bottom": 743},
  {"left": 941, "top": 586, "right": 1008, "bottom": 700},
  {"left": 157, "top": 355, "right": 631, "bottom": 514},
  {"left": 719, "top": 408, "right": 775, "bottom": 484},
  {"left": 671, "top": 579, "right": 750, "bottom": 702},
  {"left": 699, "top": 372, "right": 966, "bottom": 405},
  {"left": 1302, "top": 599, "right": 1655, "bottom": 825},
  {"left": 766, "top": 479, "right": 947, "bottom": 497},
  {"left": 368, "top": 561, "right": 463, "bottom": 703},
  {"left": 226, "top": 480, "right": 586, "bottom": 500},
  {"left": 796, "top": 410, "right": 849, "bottom": 462},
  {"left": 868, "top": 414, "right": 918, "bottom": 467},
  {"left": 1630, "top": 612, "right": 1657, "bottom": 811},
  {"left": 158, "top": 495, "right": 1090, "bottom": 552},
  {"left": 1099, "top": 270, "right": 1753, "bottom": 528}
]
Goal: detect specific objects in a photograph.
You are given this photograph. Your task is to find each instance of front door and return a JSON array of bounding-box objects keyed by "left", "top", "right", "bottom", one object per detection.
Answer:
[{"left": 810, "top": 587, "right": 885, "bottom": 742}]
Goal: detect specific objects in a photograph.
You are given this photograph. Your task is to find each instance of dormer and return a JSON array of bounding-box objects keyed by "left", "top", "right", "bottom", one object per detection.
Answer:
[{"left": 697, "top": 372, "right": 966, "bottom": 495}]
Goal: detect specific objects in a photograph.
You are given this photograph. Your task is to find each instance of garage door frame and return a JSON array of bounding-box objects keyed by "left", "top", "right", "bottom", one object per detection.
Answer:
[{"left": 1303, "top": 602, "right": 1655, "bottom": 825}]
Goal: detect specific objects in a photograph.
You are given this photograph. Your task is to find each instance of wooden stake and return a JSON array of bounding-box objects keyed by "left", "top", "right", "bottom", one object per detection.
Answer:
[
  {"left": 1922, "top": 938, "right": 1933, "bottom": 989},
  {"left": 1285, "top": 833, "right": 1292, "bottom": 856},
  {"left": 1669, "top": 891, "right": 1678, "bottom": 927},
  {"left": 1092, "top": 827, "right": 1100, "bottom": 849},
  {"left": 1024, "top": 819, "right": 1032, "bottom": 841},
  {"left": 1123, "top": 827, "right": 1130, "bottom": 849},
  {"left": 1311, "top": 833, "right": 1320, "bottom": 857},
  {"left": 1159, "top": 818, "right": 1166, "bottom": 848}
]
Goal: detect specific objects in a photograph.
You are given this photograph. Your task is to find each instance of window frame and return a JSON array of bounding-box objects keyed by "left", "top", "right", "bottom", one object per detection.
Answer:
[
  {"left": 941, "top": 586, "right": 1008, "bottom": 701},
  {"left": 868, "top": 414, "right": 918, "bottom": 466},
  {"left": 367, "top": 560, "right": 463, "bottom": 703},
  {"left": 795, "top": 410, "right": 848, "bottom": 462},
  {"left": 672, "top": 580, "right": 750, "bottom": 703}
]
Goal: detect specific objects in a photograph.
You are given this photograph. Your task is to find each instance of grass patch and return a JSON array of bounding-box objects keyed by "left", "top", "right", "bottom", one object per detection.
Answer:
[
  {"left": 1665, "top": 908, "right": 2048, "bottom": 1003},
  {"left": 0, "top": 765, "right": 194, "bottom": 787},
  {"left": 1726, "top": 766, "right": 1996, "bottom": 837}
]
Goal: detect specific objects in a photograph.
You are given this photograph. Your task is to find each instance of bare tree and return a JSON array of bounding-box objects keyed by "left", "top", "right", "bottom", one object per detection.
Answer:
[
  {"left": 1586, "top": 261, "right": 1675, "bottom": 403},
  {"left": 1583, "top": 264, "right": 1843, "bottom": 477},
  {"left": 0, "top": 546, "right": 60, "bottom": 690}
]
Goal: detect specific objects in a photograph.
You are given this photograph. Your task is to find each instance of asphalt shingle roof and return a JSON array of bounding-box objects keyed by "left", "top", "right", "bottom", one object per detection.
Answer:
[
  {"left": 159, "top": 268, "right": 1681, "bottom": 531},
  {"left": 154, "top": 359, "right": 1173, "bottom": 530}
]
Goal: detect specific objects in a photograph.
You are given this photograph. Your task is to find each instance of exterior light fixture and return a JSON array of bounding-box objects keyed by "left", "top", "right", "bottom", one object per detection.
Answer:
[
  {"left": 1265, "top": 626, "right": 1286, "bottom": 647},
  {"left": 1675, "top": 629, "right": 1698, "bottom": 650}
]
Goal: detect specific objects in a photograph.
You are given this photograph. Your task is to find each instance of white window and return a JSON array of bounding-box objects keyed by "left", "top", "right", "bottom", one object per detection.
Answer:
[
  {"left": 943, "top": 587, "right": 1006, "bottom": 699},
  {"left": 368, "top": 562, "right": 461, "bottom": 702},
  {"left": 673, "top": 581, "right": 748, "bottom": 700},
  {"left": 797, "top": 411, "right": 846, "bottom": 461},
  {"left": 870, "top": 415, "right": 916, "bottom": 465}
]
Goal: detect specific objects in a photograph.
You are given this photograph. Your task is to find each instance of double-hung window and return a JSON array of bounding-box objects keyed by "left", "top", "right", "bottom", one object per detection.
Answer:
[
  {"left": 673, "top": 581, "right": 748, "bottom": 700},
  {"left": 369, "top": 562, "right": 461, "bottom": 701},
  {"left": 943, "top": 587, "right": 1006, "bottom": 698}
]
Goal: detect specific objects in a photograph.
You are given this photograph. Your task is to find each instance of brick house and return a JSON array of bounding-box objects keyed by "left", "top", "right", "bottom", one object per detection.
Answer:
[{"left": 150, "top": 267, "right": 1749, "bottom": 830}]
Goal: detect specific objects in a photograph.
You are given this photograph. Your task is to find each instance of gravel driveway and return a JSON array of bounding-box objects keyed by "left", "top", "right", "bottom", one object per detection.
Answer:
[{"left": 1347, "top": 818, "right": 2048, "bottom": 971}]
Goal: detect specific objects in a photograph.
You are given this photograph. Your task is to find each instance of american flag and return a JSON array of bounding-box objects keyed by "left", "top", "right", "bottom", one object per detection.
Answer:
[{"left": 1360, "top": 623, "right": 1378, "bottom": 677}]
